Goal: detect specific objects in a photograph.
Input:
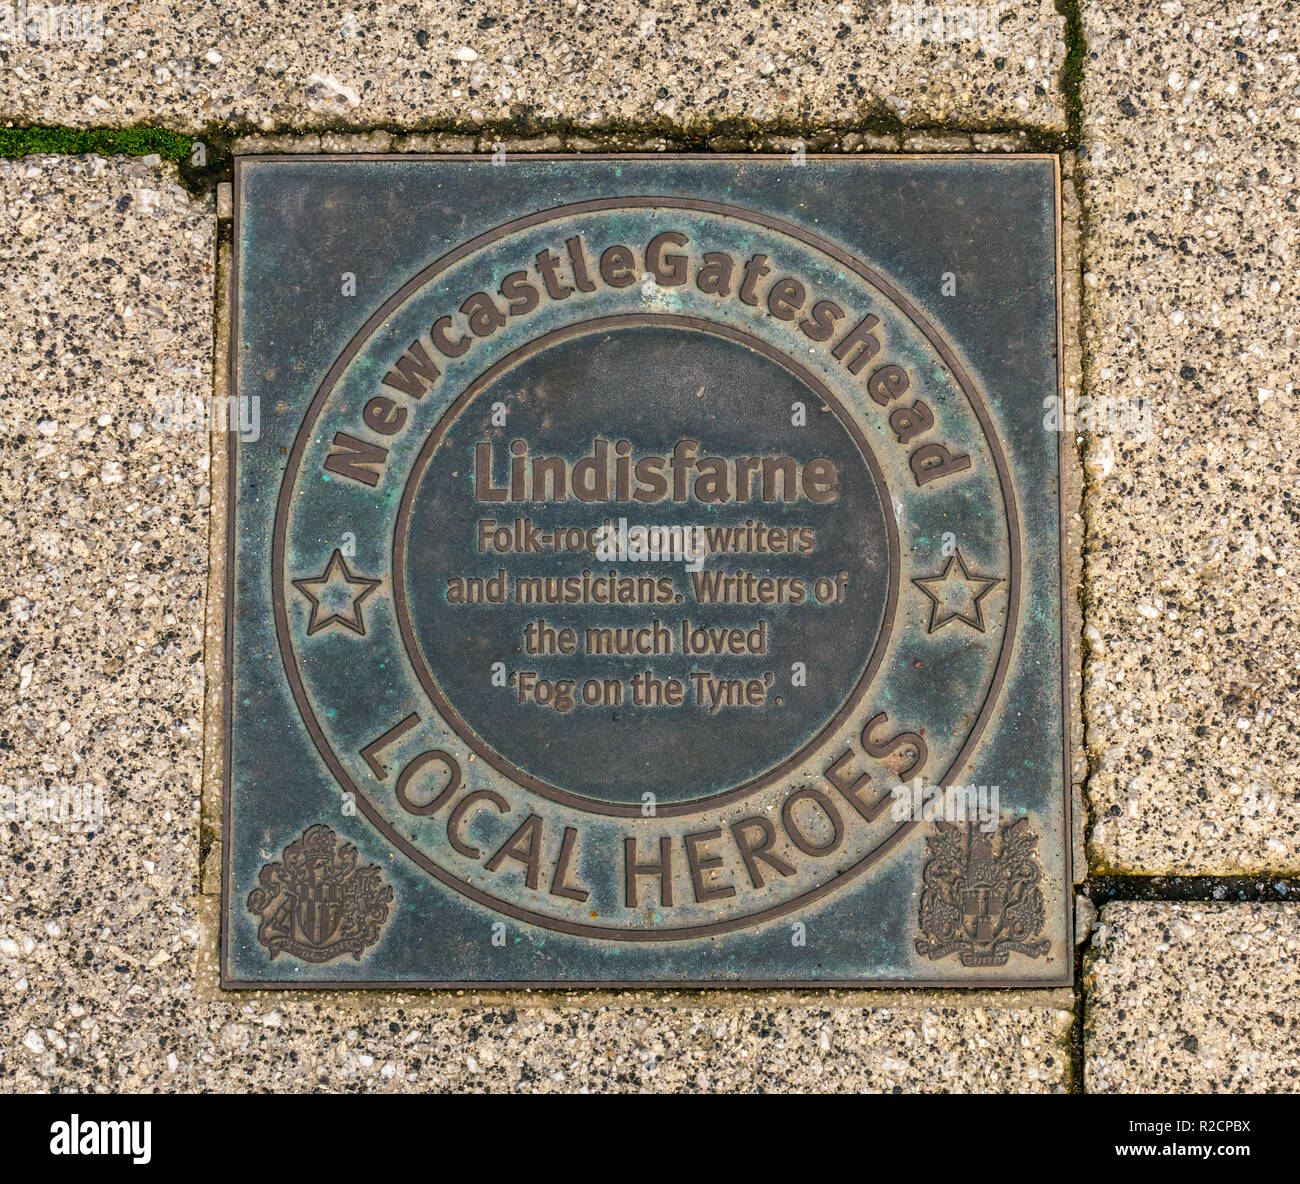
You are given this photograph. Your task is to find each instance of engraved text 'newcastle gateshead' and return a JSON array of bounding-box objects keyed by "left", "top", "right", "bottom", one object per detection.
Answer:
[{"left": 320, "top": 229, "right": 973, "bottom": 495}]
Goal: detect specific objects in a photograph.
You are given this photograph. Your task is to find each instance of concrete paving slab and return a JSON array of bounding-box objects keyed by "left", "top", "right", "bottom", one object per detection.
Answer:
[
  {"left": 1085, "top": 902, "right": 1300, "bottom": 1092},
  {"left": 1079, "top": 1, "right": 1300, "bottom": 873},
  {"left": 2, "top": 1, "right": 1067, "bottom": 132}
]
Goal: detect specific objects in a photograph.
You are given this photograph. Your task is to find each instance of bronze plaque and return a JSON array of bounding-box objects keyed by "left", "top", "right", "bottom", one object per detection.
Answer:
[{"left": 224, "top": 155, "right": 1072, "bottom": 987}]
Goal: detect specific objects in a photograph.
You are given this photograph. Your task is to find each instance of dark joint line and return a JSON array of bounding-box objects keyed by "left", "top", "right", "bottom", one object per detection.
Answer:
[{"left": 1085, "top": 875, "right": 1300, "bottom": 904}]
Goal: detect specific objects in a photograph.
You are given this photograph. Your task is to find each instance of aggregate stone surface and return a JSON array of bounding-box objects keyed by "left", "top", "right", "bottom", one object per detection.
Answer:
[
  {"left": 1079, "top": 0, "right": 1300, "bottom": 874},
  {"left": 1085, "top": 902, "right": 1300, "bottom": 1092},
  {"left": 1, "top": 1, "right": 1066, "bottom": 132}
]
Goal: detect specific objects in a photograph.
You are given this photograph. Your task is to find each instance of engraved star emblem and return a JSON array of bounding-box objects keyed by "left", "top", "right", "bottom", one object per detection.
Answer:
[
  {"left": 912, "top": 549, "right": 1002, "bottom": 634},
  {"left": 292, "top": 549, "right": 381, "bottom": 636}
]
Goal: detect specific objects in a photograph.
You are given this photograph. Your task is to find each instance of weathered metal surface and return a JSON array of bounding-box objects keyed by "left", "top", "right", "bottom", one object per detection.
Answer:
[{"left": 224, "top": 155, "right": 1070, "bottom": 987}]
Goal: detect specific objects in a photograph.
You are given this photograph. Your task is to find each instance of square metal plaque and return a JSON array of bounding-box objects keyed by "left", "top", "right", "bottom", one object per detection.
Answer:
[{"left": 223, "top": 155, "right": 1072, "bottom": 988}]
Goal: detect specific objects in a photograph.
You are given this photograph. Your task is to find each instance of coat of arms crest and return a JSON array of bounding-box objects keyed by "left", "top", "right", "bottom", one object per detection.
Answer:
[
  {"left": 915, "top": 817, "right": 1051, "bottom": 967},
  {"left": 248, "top": 824, "right": 393, "bottom": 962}
]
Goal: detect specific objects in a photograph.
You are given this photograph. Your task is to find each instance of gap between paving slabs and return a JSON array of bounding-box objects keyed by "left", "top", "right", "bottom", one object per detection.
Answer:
[{"left": 1, "top": 118, "right": 1074, "bottom": 198}]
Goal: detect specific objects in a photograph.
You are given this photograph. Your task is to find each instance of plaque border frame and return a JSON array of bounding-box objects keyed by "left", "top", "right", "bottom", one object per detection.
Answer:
[{"left": 220, "top": 153, "right": 1074, "bottom": 990}]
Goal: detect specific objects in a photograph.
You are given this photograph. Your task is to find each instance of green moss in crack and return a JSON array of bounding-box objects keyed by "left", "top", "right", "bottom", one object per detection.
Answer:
[
  {"left": 0, "top": 125, "right": 192, "bottom": 160},
  {"left": 0, "top": 124, "right": 239, "bottom": 194},
  {"left": 1056, "top": 0, "right": 1087, "bottom": 147}
]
